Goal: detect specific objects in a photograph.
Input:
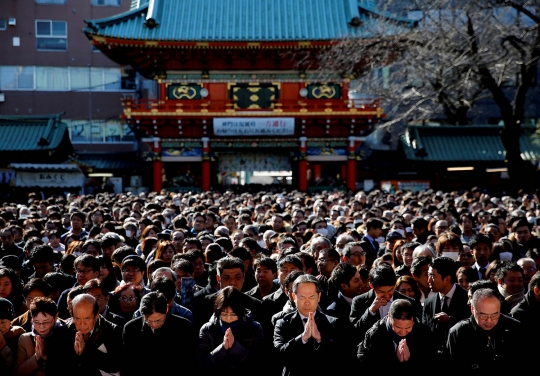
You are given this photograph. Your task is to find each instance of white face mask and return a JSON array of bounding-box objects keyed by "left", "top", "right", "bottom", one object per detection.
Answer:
[
  {"left": 316, "top": 228, "right": 328, "bottom": 237},
  {"left": 174, "top": 200, "right": 181, "bottom": 206},
  {"left": 165, "top": 217, "right": 171, "bottom": 225},
  {"left": 376, "top": 236, "right": 385, "bottom": 244},
  {"left": 258, "top": 240, "right": 267, "bottom": 248},
  {"left": 336, "top": 247, "right": 344, "bottom": 254},
  {"left": 42, "top": 237, "right": 49, "bottom": 244},
  {"left": 136, "top": 230, "right": 141, "bottom": 237},
  {"left": 125, "top": 230, "right": 132, "bottom": 238}
]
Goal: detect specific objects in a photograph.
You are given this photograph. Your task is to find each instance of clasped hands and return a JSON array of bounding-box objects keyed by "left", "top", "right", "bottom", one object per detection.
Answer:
[
  {"left": 74, "top": 332, "right": 86, "bottom": 356},
  {"left": 396, "top": 339, "right": 410, "bottom": 363},
  {"left": 301, "top": 311, "right": 321, "bottom": 343}
]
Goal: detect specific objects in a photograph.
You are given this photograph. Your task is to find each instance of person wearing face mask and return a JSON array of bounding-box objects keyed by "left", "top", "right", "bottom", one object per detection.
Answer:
[
  {"left": 198, "top": 286, "right": 264, "bottom": 376},
  {"left": 312, "top": 218, "right": 329, "bottom": 238},
  {"left": 122, "top": 222, "right": 139, "bottom": 249}
]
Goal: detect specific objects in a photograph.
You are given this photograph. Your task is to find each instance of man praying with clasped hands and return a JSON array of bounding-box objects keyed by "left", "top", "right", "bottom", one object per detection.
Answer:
[{"left": 274, "top": 275, "right": 351, "bottom": 376}]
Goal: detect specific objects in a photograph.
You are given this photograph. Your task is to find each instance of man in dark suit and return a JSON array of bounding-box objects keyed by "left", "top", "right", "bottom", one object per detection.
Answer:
[
  {"left": 360, "top": 218, "right": 384, "bottom": 267},
  {"left": 261, "top": 256, "right": 303, "bottom": 327},
  {"left": 470, "top": 234, "right": 493, "bottom": 280},
  {"left": 83, "top": 278, "right": 127, "bottom": 329},
  {"left": 192, "top": 257, "right": 262, "bottom": 330},
  {"left": 46, "top": 294, "right": 122, "bottom": 376},
  {"left": 350, "top": 264, "right": 422, "bottom": 341},
  {"left": 122, "top": 292, "right": 197, "bottom": 375},
  {"left": 274, "top": 275, "right": 350, "bottom": 375},
  {"left": 327, "top": 262, "right": 362, "bottom": 322},
  {"left": 358, "top": 299, "right": 437, "bottom": 370},
  {"left": 422, "top": 257, "right": 471, "bottom": 354}
]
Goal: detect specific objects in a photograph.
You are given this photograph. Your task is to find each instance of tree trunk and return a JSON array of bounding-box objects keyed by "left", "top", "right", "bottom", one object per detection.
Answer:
[{"left": 500, "top": 119, "right": 534, "bottom": 192}]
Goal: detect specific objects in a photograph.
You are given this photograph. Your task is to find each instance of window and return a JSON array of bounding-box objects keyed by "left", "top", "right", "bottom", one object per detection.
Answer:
[
  {"left": 0, "top": 20, "right": 6, "bottom": 30},
  {"left": 36, "top": 0, "right": 66, "bottom": 4},
  {"left": 0, "top": 66, "right": 35, "bottom": 90},
  {"left": 91, "top": 0, "right": 121, "bottom": 6},
  {"left": 36, "top": 20, "right": 67, "bottom": 51},
  {"left": 0, "top": 65, "right": 133, "bottom": 92}
]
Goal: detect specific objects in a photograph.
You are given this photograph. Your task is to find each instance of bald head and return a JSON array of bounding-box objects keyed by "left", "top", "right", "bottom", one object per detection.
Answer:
[{"left": 71, "top": 293, "right": 99, "bottom": 316}]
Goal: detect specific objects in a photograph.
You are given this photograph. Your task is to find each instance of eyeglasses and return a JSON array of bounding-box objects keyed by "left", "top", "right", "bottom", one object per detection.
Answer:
[
  {"left": 220, "top": 312, "right": 238, "bottom": 319},
  {"left": 477, "top": 312, "right": 500, "bottom": 321},
  {"left": 91, "top": 295, "right": 106, "bottom": 302},
  {"left": 119, "top": 296, "right": 137, "bottom": 303},
  {"left": 524, "top": 267, "right": 537, "bottom": 273},
  {"left": 350, "top": 252, "right": 365, "bottom": 257},
  {"left": 33, "top": 320, "right": 54, "bottom": 327},
  {"left": 145, "top": 317, "right": 165, "bottom": 325},
  {"left": 122, "top": 269, "right": 141, "bottom": 274},
  {"left": 173, "top": 237, "right": 184, "bottom": 241},
  {"left": 76, "top": 269, "right": 94, "bottom": 275}
]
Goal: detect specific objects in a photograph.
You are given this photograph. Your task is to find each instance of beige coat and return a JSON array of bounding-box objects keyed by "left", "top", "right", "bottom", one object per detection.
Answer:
[{"left": 14, "top": 333, "right": 44, "bottom": 376}]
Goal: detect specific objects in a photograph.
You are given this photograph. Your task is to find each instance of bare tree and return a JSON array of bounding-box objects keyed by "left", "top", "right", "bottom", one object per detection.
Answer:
[{"left": 320, "top": 0, "right": 540, "bottom": 190}]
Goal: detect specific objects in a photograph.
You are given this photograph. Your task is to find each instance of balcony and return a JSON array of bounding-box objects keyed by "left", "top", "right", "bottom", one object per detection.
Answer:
[{"left": 122, "top": 98, "right": 381, "bottom": 117}]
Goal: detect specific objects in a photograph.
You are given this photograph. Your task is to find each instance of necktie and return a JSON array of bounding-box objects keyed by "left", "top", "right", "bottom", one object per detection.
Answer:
[
  {"left": 441, "top": 296, "right": 449, "bottom": 313},
  {"left": 302, "top": 318, "right": 308, "bottom": 325},
  {"left": 479, "top": 267, "right": 487, "bottom": 279}
]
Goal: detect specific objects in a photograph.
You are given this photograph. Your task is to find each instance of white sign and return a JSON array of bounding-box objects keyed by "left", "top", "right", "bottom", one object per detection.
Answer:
[
  {"left": 213, "top": 118, "right": 295, "bottom": 136},
  {"left": 15, "top": 171, "right": 84, "bottom": 188}
]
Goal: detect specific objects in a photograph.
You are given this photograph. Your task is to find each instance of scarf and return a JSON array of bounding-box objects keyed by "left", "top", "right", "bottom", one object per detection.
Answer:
[
  {"left": 497, "top": 284, "right": 524, "bottom": 308},
  {"left": 220, "top": 319, "right": 240, "bottom": 336}
]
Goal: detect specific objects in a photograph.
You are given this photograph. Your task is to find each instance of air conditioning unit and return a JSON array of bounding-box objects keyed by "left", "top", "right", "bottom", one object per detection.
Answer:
[{"left": 8, "top": 18, "right": 16, "bottom": 26}]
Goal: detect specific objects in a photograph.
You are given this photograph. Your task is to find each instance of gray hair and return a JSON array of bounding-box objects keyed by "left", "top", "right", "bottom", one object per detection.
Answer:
[
  {"left": 413, "top": 244, "right": 437, "bottom": 259},
  {"left": 291, "top": 274, "right": 321, "bottom": 294},
  {"left": 243, "top": 225, "right": 259, "bottom": 236},
  {"left": 311, "top": 237, "right": 332, "bottom": 250},
  {"left": 471, "top": 288, "right": 499, "bottom": 309},
  {"left": 336, "top": 234, "right": 355, "bottom": 245},
  {"left": 152, "top": 267, "right": 176, "bottom": 282}
]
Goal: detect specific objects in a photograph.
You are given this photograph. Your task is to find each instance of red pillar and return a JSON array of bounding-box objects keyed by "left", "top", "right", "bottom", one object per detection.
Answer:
[
  {"left": 346, "top": 136, "right": 356, "bottom": 191},
  {"left": 201, "top": 137, "right": 211, "bottom": 191},
  {"left": 298, "top": 137, "right": 307, "bottom": 191},
  {"left": 152, "top": 138, "right": 163, "bottom": 193},
  {"left": 314, "top": 164, "right": 322, "bottom": 182}
]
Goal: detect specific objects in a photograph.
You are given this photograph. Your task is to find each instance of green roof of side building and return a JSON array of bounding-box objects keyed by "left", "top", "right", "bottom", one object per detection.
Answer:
[
  {"left": 0, "top": 114, "right": 69, "bottom": 152},
  {"left": 401, "top": 125, "right": 540, "bottom": 162},
  {"left": 85, "top": 0, "right": 414, "bottom": 42}
]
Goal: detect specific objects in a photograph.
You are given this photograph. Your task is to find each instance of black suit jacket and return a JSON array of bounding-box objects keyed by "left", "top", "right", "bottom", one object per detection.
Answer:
[
  {"left": 358, "top": 317, "right": 437, "bottom": 370},
  {"left": 350, "top": 289, "right": 422, "bottom": 341},
  {"left": 359, "top": 237, "right": 378, "bottom": 267},
  {"left": 122, "top": 314, "right": 197, "bottom": 376},
  {"left": 104, "top": 309, "right": 127, "bottom": 329},
  {"left": 422, "top": 284, "right": 471, "bottom": 350},
  {"left": 45, "top": 316, "right": 122, "bottom": 376},
  {"left": 274, "top": 310, "right": 349, "bottom": 376},
  {"left": 326, "top": 294, "right": 353, "bottom": 322}
]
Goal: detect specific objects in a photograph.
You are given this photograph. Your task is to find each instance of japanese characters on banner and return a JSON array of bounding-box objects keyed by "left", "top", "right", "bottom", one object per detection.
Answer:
[{"left": 213, "top": 118, "right": 295, "bottom": 136}]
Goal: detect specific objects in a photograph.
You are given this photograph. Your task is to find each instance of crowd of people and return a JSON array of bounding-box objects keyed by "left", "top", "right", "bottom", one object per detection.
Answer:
[{"left": 0, "top": 186, "right": 538, "bottom": 375}]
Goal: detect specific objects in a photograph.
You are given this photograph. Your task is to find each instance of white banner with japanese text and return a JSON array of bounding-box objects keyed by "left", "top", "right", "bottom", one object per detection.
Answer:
[
  {"left": 213, "top": 118, "right": 295, "bottom": 136},
  {"left": 15, "top": 171, "right": 85, "bottom": 187}
]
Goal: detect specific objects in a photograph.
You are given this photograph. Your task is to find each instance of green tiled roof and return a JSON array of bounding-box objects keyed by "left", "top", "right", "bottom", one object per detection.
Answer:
[
  {"left": 69, "top": 153, "right": 140, "bottom": 170},
  {"left": 86, "top": 0, "right": 413, "bottom": 42},
  {"left": 0, "top": 114, "right": 69, "bottom": 152},
  {"left": 400, "top": 125, "right": 540, "bottom": 162}
]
